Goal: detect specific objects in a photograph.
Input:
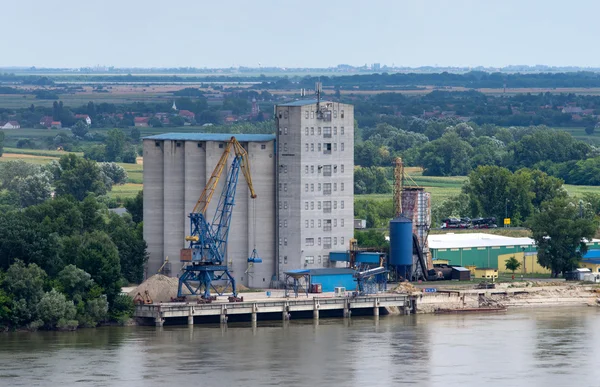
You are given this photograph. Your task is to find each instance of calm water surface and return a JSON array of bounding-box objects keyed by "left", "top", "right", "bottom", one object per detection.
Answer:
[{"left": 1, "top": 307, "right": 599, "bottom": 387}]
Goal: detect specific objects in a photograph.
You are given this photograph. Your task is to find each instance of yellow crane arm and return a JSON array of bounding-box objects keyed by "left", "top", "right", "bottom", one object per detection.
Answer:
[
  {"left": 192, "top": 140, "right": 234, "bottom": 214},
  {"left": 191, "top": 137, "right": 256, "bottom": 215},
  {"left": 232, "top": 138, "right": 257, "bottom": 199}
]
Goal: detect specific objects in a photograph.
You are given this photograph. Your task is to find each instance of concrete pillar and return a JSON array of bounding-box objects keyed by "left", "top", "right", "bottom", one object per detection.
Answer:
[
  {"left": 313, "top": 299, "right": 319, "bottom": 320},
  {"left": 220, "top": 305, "right": 228, "bottom": 324},
  {"left": 343, "top": 301, "right": 351, "bottom": 318},
  {"left": 373, "top": 298, "right": 380, "bottom": 317},
  {"left": 251, "top": 304, "right": 258, "bottom": 323},
  {"left": 188, "top": 306, "right": 194, "bottom": 326},
  {"left": 155, "top": 317, "right": 164, "bottom": 327}
]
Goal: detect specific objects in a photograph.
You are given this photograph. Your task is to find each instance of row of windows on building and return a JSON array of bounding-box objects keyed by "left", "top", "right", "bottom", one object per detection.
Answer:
[
  {"left": 304, "top": 217, "right": 345, "bottom": 229},
  {"left": 304, "top": 164, "right": 344, "bottom": 176},
  {"left": 303, "top": 200, "right": 345, "bottom": 211},
  {"left": 305, "top": 236, "right": 345, "bottom": 249},
  {"left": 278, "top": 126, "right": 346, "bottom": 137},
  {"left": 279, "top": 254, "right": 330, "bottom": 265},
  {"left": 305, "top": 182, "right": 343, "bottom": 194},
  {"left": 279, "top": 142, "right": 344, "bottom": 153},
  {"left": 278, "top": 183, "right": 346, "bottom": 194},
  {"left": 304, "top": 142, "right": 345, "bottom": 152},
  {"left": 278, "top": 218, "right": 345, "bottom": 229},
  {"left": 304, "top": 109, "right": 345, "bottom": 119}
]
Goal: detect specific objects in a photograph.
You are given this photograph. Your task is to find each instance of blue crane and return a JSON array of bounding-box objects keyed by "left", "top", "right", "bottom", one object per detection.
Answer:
[{"left": 178, "top": 137, "right": 258, "bottom": 299}]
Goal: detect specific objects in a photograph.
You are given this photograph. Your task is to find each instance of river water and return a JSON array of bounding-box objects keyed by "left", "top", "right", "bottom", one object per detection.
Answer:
[{"left": 1, "top": 307, "right": 599, "bottom": 387}]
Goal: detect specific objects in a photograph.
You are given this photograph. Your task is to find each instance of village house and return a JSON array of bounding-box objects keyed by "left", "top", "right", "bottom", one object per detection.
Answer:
[
  {"left": 178, "top": 110, "right": 195, "bottom": 120},
  {"left": 51, "top": 121, "right": 62, "bottom": 129},
  {"left": 134, "top": 117, "right": 149, "bottom": 127},
  {"left": 0, "top": 121, "right": 20, "bottom": 129},
  {"left": 74, "top": 114, "right": 92, "bottom": 125},
  {"left": 40, "top": 116, "right": 53, "bottom": 128}
]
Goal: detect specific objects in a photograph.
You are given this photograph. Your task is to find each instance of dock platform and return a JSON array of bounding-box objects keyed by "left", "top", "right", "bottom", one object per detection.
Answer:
[{"left": 135, "top": 294, "right": 413, "bottom": 326}]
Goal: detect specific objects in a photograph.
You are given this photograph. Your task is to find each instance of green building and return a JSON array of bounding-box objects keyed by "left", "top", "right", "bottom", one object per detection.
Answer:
[{"left": 429, "top": 233, "right": 600, "bottom": 270}]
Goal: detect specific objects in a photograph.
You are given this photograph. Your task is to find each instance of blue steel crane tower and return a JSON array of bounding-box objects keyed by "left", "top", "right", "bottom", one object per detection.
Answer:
[{"left": 178, "top": 137, "right": 259, "bottom": 299}]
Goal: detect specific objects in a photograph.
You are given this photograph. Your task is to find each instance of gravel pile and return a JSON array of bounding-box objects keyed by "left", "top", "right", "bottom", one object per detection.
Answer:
[{"left": 129, "top": 274, "right": 180, "bottom": 303}]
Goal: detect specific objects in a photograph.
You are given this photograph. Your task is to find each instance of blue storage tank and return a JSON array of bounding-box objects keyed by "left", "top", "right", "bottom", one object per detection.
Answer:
[{"left": 389, "top": 216, "right": 413, "bottom": 266}]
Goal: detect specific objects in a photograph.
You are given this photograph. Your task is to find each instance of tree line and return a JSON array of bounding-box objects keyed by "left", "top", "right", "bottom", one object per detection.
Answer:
[{"left": 0, "top": 155, "right": 146, "bottom": 331}]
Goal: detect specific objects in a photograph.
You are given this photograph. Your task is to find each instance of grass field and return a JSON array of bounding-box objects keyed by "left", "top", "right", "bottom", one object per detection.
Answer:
[
  {"left": 358, "top": 171, "right": 599, "bottom": 205},
  {"left": 108, "top": 183, "right": 142, "bottom": 200},
  {"left": 0, "top": 150, "right": 143, "bottom": 184}
]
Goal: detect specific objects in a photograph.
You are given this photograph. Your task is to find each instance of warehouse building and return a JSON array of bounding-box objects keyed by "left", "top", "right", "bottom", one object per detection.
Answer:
[
  {"left": 430, "top": 233, "right": 600, "bottom": 274},
  {"left": 143, "top": 100, "right": 355, "bottom": 288}
]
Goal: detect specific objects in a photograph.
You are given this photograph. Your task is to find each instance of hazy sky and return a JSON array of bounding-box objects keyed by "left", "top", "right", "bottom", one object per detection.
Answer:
[{"left": 3, "top": 0, "right": 599, "bottom": 68}]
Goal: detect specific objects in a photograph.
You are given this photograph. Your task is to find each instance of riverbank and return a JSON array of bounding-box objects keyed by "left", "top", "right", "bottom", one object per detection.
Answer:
[{"left": 406, "top": 282, "right": 600, "bottom": 314}]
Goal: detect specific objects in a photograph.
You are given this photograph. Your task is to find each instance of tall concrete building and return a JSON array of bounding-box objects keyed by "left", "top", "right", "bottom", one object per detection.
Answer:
[
  {"left": 275, "top": 100, "right": 354, "bottom": 279},
  {"left": 142, "top": 100, "right": 355, "bottom": 288},
  {"left": 143, "top": 133, "right": 276, "bottom": 288}
]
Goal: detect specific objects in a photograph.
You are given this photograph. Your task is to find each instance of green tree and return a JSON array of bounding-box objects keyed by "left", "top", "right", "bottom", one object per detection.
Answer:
[
  {"left": 419, "top": 132, "right": 473, "bottom": 176},
  {"left": 3, "top": 261, "right": 47, "bottom": 326},
  {"left": 124, "top": 190, "right": 143, "bottom": 223},
  {"left": 107, "top": 213, "right": 148, "bottom": 284},
  {"left": 130, "top": 127, "right": 141, "bottom": 143},
  {"left": 354, "top": 167, "right": 391, "bottom": 194},
  {"left": 54, "top": 154, "right": 107, "bottom": 200},
  {"left": 71, "top": 120, "right": 89, "bottom": 138},
  {"left": 36, "top": 289, "right": 77, "bottom": 329},
  {"left": 61, "top": 231, "right": 122, "bottom": 303},
  {"left": 105, "top": 128, "right": 126, "bottom": 161},
  {"left": 355, "top": 229, "right": 389, "bottom": 250},
  {"left": 504, "top": 256, "right": 521, "bottom": 274},
  {"left": 463, "top": 165, "right": 534, "bottom": 224},
  {"left": 57, "top": 264, "right": 94, "bottom": 301},
  {"left": 99, "top": 162, "right": 128, "bottom": 185},
  {"left": 529, "top": 198, "right": 598, "bottom": 277},
  {"left": 515, "top": 168, "right": 566, "bottom": 210},
  {"left": 13, "top": 171, "right": 52, "bottom": 207},
  {"left": 0, "top": 213, "right": 62, "bottom": 275}
]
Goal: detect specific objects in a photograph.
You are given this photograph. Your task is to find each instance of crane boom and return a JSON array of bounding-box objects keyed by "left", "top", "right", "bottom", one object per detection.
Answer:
[{"left": 191, "top": 137, "right": 256, "bottom": 215}]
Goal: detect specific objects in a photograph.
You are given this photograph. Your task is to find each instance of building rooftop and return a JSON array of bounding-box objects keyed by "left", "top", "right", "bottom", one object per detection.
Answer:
[
  {"left": 144, "top": 133, "right": 276, "bottom": 142},
  {"left": 429, "top": 233, "right": 600, "bottom": 250},
  {"left": 277, "top": 99, "right": 320, "bottom": 107},
  {"left": 429, "top": 233, "right": 535, "bottom": 249}
]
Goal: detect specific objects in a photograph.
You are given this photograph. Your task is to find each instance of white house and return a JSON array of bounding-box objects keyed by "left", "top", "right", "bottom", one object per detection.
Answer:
[
  {"left": 74, "top": 114, "right": 92, "bottom": 126},
  {"left": 0, "top": 121, "right": 20, "bottom": 129}
]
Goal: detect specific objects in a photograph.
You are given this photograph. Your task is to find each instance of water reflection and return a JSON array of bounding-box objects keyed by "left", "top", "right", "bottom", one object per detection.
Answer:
[{"left": 1, "top": 308, "right": 600, "bottom": 386}]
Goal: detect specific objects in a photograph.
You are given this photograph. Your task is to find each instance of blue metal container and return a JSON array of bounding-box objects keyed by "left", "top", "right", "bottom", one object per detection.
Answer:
[
  {"left": 329, "top": 251, "right": 351, "bottom": 262},
  {"left": 389, "top": 216, "right": 413, "bottom": 266},
  {"left": 355, "top": 252, "right": 382, "bottom": 264}
]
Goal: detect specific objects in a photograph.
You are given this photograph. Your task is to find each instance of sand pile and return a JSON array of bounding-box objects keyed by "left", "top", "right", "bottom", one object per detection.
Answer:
[
  {"left": 129, "top": 274, "right": 180, "bottom": 303},
  {"left": 392, "top": 282, "right": 418, "bottom": 294}
]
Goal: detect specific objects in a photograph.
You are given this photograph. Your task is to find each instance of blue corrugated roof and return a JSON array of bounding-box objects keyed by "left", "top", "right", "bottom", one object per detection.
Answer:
[
  {"left": 278, "top": 99, "right": 319, "bottom": 107},
  {"left": 144, "top": 133, "right": 276, "bottom": 142},
  {"left": 584, "top": 250, "right": 600, "bottom": 259}
]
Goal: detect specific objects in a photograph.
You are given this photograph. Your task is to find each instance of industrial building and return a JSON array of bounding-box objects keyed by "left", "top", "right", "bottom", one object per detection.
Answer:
[
  {"left": 143, "top": 133, "right": 276, "bottom": 288},
  {"left": 430, "top": 233, "right": 600, "bottom": 274},
  {"left": 275, "top": 100, "right": 354, "bottom": 279},
  {"left": 142, "top": 99, "right": 355, "bottom": 289}
]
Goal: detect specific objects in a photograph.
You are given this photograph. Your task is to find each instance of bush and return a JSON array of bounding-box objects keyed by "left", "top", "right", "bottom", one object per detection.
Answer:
[
  {"left": 110, "top": 294, "right": 134, "bottom": 324},
  {"left": 37, "top": 289, "right": 77, "bottom": 329},
  {"left": 56, "top": 318, "right": 79, "bottom": 331}
]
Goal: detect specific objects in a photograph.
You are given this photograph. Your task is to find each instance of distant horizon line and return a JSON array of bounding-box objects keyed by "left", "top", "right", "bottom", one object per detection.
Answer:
[{"left": 3, "top": 64, "right": 600, "bottom": 72}]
